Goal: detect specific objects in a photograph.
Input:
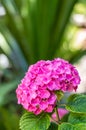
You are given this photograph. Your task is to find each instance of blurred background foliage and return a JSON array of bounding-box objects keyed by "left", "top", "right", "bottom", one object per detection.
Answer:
[{"left": 0, "top": 0, "right": 86, "bottom": 129}]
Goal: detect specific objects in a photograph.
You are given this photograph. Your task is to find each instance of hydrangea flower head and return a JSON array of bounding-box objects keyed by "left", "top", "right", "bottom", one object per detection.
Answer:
[{"left": 16, "top": 58, "right": 80, "bottom": 115}]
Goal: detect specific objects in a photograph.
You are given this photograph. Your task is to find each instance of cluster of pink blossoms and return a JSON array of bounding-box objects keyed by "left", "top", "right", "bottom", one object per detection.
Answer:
[{"left": 16, "top": 58, "right": 80, "bottom": 115}]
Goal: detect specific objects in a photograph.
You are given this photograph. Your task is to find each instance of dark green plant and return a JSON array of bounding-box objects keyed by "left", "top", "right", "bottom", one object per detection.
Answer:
[{"left": 0, "top": 0, "right": 78, "bottom": 64}]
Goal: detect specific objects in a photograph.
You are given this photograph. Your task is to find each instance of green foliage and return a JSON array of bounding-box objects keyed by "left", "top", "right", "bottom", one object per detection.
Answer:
[
  {"left": 0, "top": 0, "right": 78, "bottom": 64},
  {"left": 0, "top": 79, "right": 19, "bottom": 106},
  {"left": 48, "top": 122, "right": 58, "bottom": 130},
  {"left": 58, "top": 94, "right": 86, "bottom": 130},
  {"left": 74, "top": 123, "right": 86, "bottom": 130},
  {"left": 19, "top": 112, "right": 50, "bottom": 130},
  {"left": 58, "top": 123, "right": 74, "bottom": 130},
  {"left": 68, "top": 113, "right": 86, "bottom": 124},
  {"left": 0, "top": 107, "right": 19, "bottom": 130},
  {"left": 66, "top": 94, "right": 86, "bottom": 114},
  {"left": 0, "top": 26, "right": 28, "bottom": 71},
  {"left": 58, "top": 123, "right": 86, "bottom": 130}
]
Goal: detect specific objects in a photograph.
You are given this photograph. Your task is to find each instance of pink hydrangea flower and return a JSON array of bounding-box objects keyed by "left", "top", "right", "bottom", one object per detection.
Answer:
[{"left": 16, "top": 58, "right": 80, "bottom": 115}]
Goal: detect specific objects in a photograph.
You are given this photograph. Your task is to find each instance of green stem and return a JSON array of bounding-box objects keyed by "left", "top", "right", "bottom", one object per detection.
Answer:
[{"left": 55, "top": 107, "right": 60, "bottom": 122}]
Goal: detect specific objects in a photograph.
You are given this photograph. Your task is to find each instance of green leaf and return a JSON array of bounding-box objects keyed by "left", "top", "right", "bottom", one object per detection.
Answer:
[
  {"left": 48, "top": 122, "right": 58, "bottom": 130},
  {"left": 0, "top": 25, "right": 28, "bottom": 71},
  {"left": 19, "top": 112, "right": 50, "bottom": 130},
  {"left": 48, "top": 0, "right": 78, "bottom": 58},
  {"left": 74, "top": 123, "right": 86, "bottom": 130},
  {"left": 68, "top": 113, "right": 86, "bottom": 125},
  {"left": 58, "top": 123, "right": 74, "bottom": 130},
  {"left": 66, "top": 94, "right": 80, "bottom": 102},
  {"left": 58, "top": 123, "right": 86, "bottom": 130},
  {"left": 66, "top": 94, "right": 86, "bottom": 114}
]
